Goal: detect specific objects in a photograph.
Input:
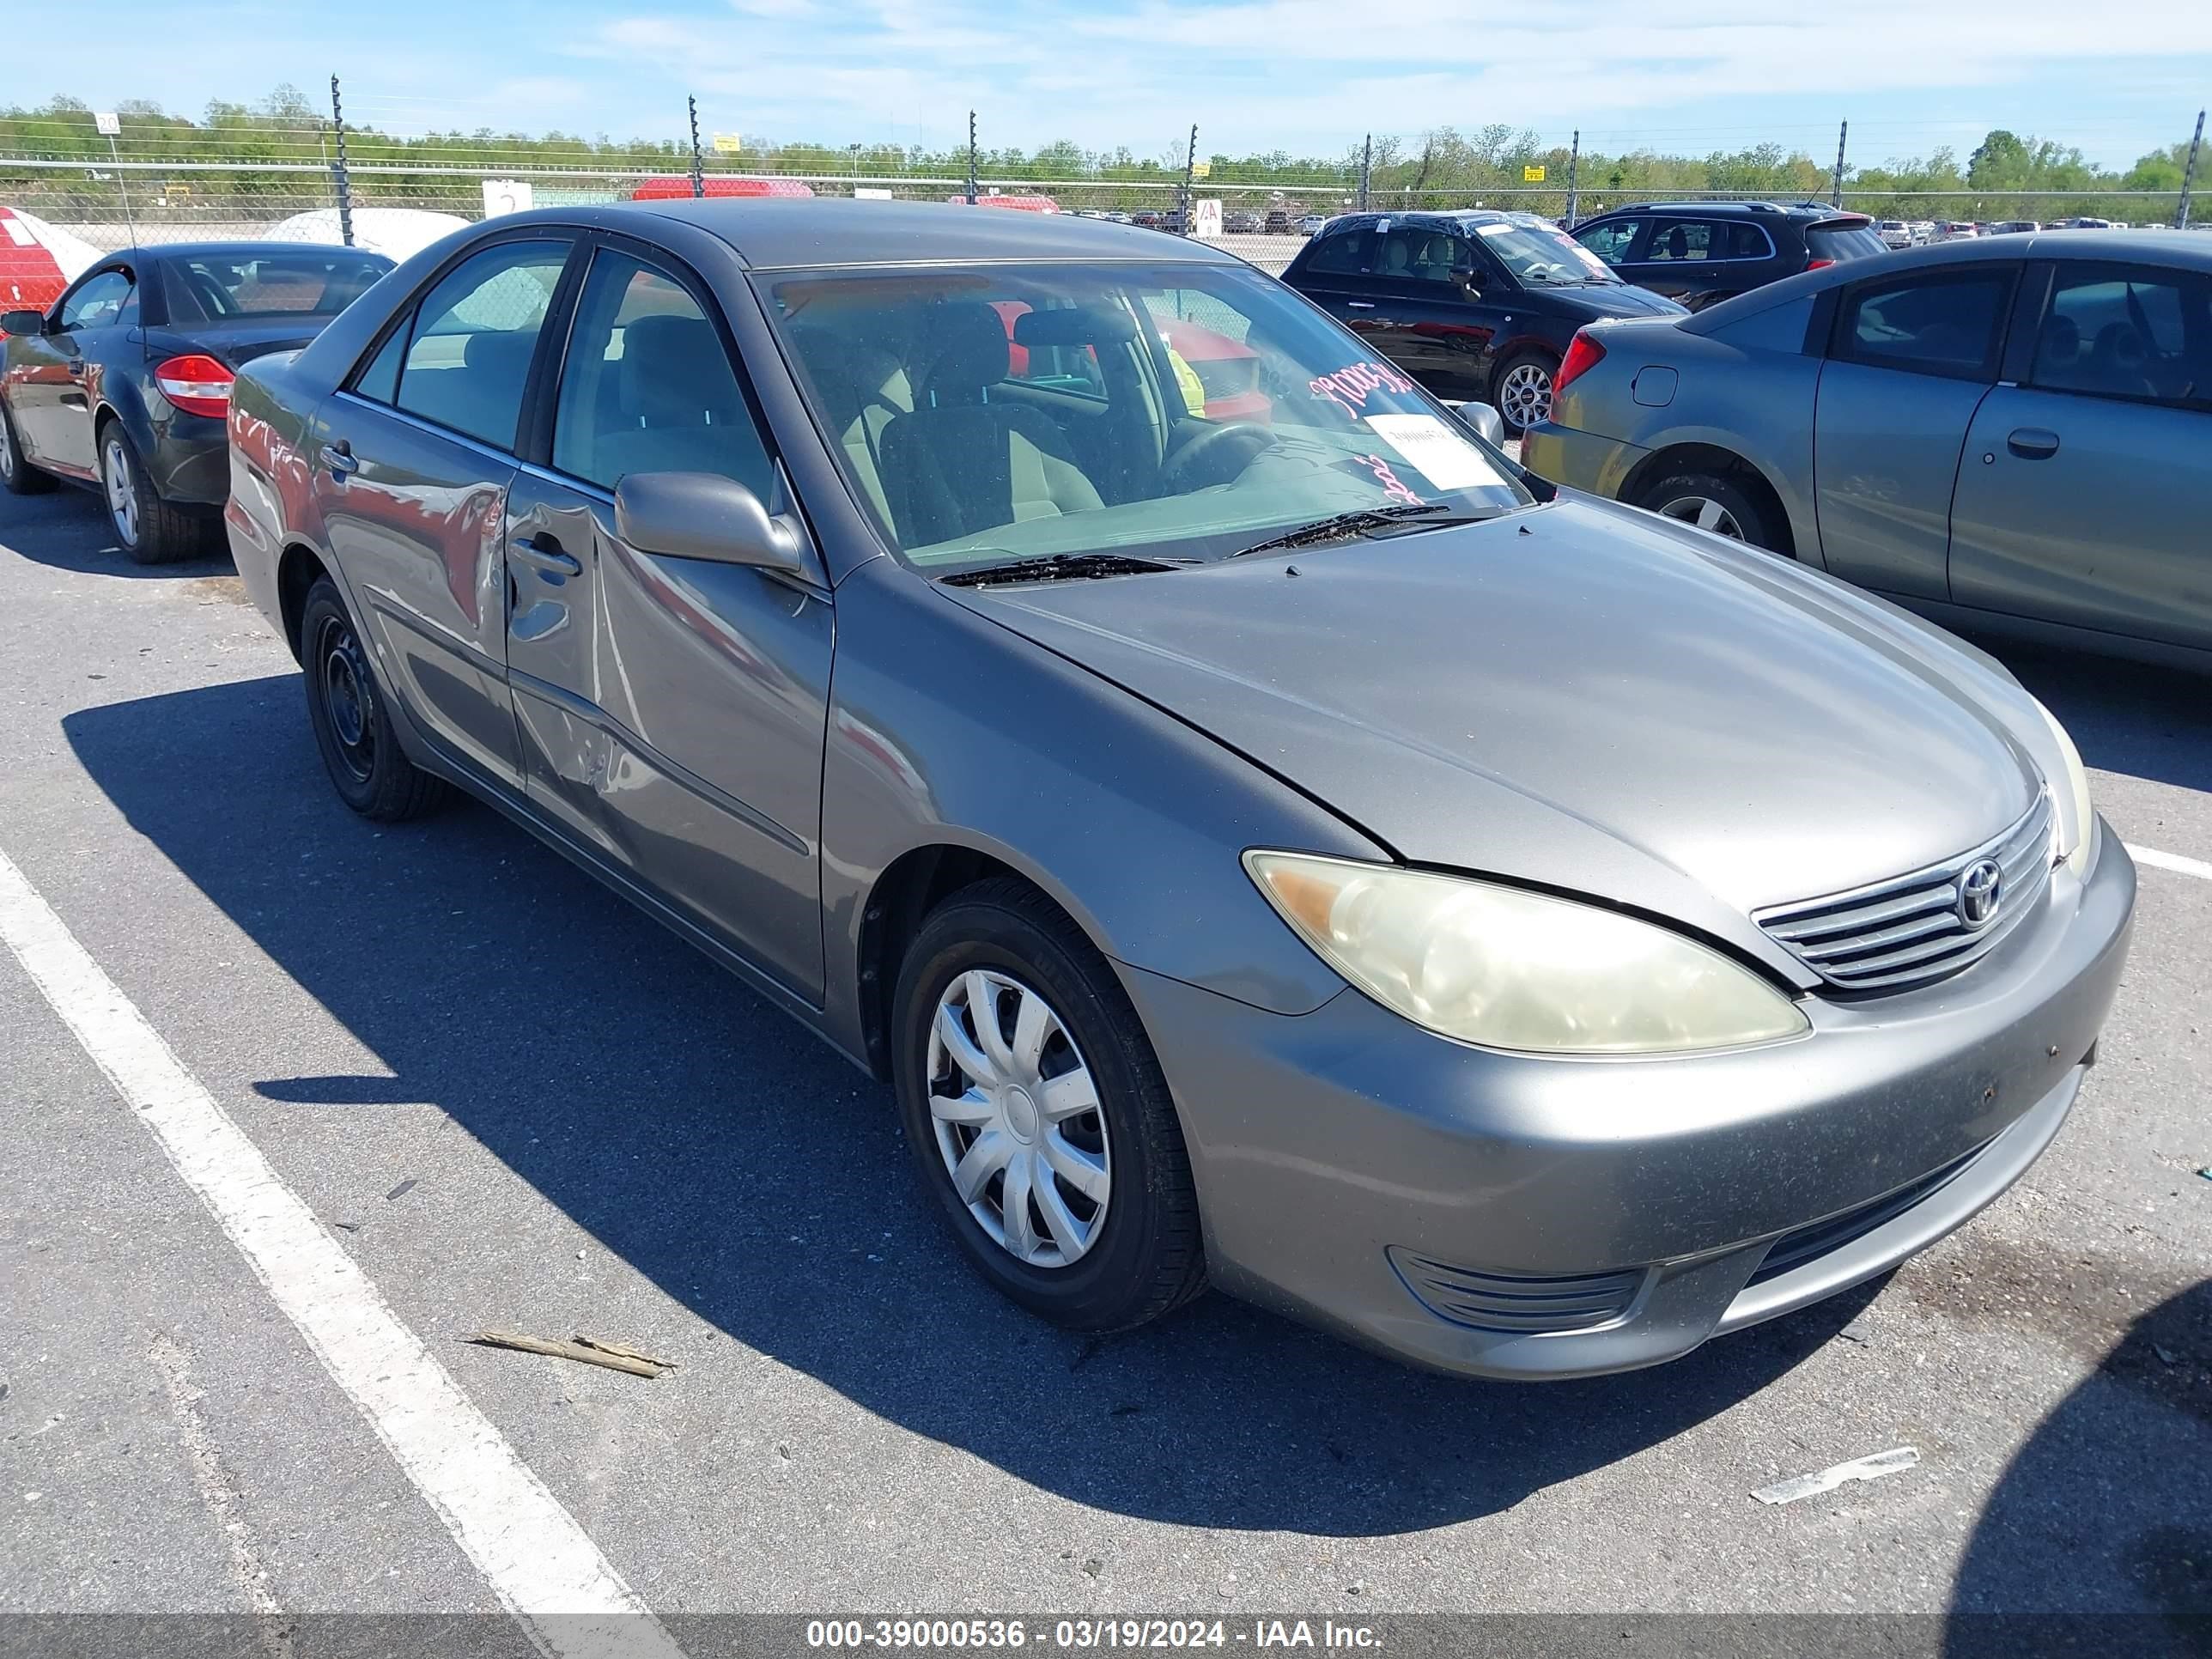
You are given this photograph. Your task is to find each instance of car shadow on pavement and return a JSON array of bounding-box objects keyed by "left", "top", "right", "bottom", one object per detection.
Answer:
[
  {"left": 1948, "top": 1277, "right": 2212, "bottom": 1654},
  {"left": 1971, "top": 635, "right": 2212, "bottom": 798},
  {"left": 0, "top": 492, "right": 231, "bottom": 579},
  {"left": 67, "top": 673, "right": 1886, "bottom": 1538}
]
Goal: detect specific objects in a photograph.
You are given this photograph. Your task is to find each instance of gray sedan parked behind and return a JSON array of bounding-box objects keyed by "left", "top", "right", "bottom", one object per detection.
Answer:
[
  {"left": 227, "top": 202, "right": 2133, "bottom": 1380},
  {"left": 1522, "top": 230, "right": 2212, "bottom": 670}
]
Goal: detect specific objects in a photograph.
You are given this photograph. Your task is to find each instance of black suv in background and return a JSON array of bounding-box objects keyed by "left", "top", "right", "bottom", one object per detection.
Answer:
[
  {"left": 1566, "top": 201, "right": 1887, "bottom": 310},
  {"left": 1281, "top": 209, "right": 1687, "bottom": 432}
]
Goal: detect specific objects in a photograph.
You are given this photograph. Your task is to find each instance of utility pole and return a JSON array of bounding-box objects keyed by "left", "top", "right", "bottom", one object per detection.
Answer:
[
  {"left": 966, "top": 111, "right": 977, "bottom": 204},
  {"left": 328, "top": 76, "right": 354, "bottom": 246},
  {"left": 1181, "top": 123, "right": 1198, "bottom": 235},
  {"left": 687, "top": 96, "right": 704, "bottom": 199},
  {"left": 1358, "top": 132, "right": 1371, "bottom": 211},
  {"left": 2179, "top": 109, "right": 2205, "bottom": 229},
  {"left": 1564, "top": 129, "right": 1580, "bottom": 225},
  {"left": 1831, "top": 118, "right": 1848, "bottom": 208}
]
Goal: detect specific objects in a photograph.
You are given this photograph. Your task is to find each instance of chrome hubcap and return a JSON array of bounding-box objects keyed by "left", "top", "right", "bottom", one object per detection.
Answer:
[
  {"left": 317, "top": 617, "right": 377, "bottom": 781},
  {"left": 103, "top": 437, "right": 138, "bottom": 545},
  {"left": 927, "top": 969, "right": 1111, "bottom": 1269},
  {"left": 1657, "top": 495, "right": 1746, "bottom": 540},
  {"left": 1497, "top": 363, "right": 1553, "bottom": 428}
]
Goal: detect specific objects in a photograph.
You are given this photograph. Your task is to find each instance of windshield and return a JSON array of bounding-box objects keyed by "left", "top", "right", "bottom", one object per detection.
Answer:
[
  {"left": 763, "top": 260, "right": 1533, "bottom": 574},
  {"left": 162, "top": 250, "right": 393, "bottom": 321},
  {"left": 1470, "top": 221, "right": 1620, "bottom": 286}
]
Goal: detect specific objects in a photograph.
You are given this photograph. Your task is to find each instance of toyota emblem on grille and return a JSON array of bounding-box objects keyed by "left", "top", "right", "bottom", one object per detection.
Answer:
[{"left": 1959, "top": 859, "right": 2004, "bottom": 929}]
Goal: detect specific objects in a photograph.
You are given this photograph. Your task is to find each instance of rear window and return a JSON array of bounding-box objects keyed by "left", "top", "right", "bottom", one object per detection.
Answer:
[
  {"left": 165, "top": 251, "right": 392, "bottom": 321},
  {"left": 1805, "top": 223, "right": 1887, "bottom": 264}
]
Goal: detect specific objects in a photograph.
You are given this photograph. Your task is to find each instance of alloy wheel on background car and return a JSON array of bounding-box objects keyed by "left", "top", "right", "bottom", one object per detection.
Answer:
[
  {"left": 1656, "top": 495, "right": 1747, "bottom": 539},
  {"left": 1495, "top": 362, "right": 1553, "bottom": 430},
  {"left": 102, "top": 435, "right": 141, "bottom": 550},
  {"left": 927, "top": 968, "right": 1112, "bottom": 1269}
]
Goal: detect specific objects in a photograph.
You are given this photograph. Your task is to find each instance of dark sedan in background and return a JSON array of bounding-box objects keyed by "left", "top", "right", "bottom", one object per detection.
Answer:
[
  {"left": 1522, "top": 230, "right": 2212, "bottom": 670},
  {"left": 1282, "top": 209, "right": 1687, "bottom": 433},
  {"left": 0, "top": 240, "right": 392, "bottom": 562},
  {"left": 1568, "top": 201, "right": 1888, "bottom": 310}
]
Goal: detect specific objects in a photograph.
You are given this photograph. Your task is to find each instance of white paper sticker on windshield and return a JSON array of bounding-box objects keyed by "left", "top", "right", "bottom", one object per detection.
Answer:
[
  {"left": 1364, "top": 414, "right": 1506, "bottom": 490},
  {"left": 1474, "top": 221, "right": 1516, "bottom": 237}
]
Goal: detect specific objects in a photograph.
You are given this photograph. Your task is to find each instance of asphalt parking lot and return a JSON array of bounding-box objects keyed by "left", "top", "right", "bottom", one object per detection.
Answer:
[{"left": 1, "top": 481, "right": 2207, "bottom": 1650}]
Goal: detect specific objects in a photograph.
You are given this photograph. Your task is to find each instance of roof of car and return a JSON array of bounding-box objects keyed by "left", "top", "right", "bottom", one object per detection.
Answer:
[
  {"left": 1590, "top": 201, "right": 1859, "bottom": 221},
  {"left": 620, "top": 197, "right": 1243, "bottom": 268},
  {"left": 100, "top": 240, "right": 398, "bottom": 264},
  {"left": 1861, "top": 228, "right": 2212, "bottom": 271}
]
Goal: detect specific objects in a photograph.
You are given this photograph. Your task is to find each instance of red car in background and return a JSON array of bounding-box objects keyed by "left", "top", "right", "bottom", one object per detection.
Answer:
[
  {"left": 946, "top": 194, "right": 1060, "bottom": 214},
  {"left": 629, "top": 177, "right": 817, "bottom": 201},
  {"left": 0, "top": 206, "right": 99, "bottom": 335}
]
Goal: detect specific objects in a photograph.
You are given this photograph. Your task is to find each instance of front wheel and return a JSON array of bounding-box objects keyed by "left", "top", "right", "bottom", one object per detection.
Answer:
[
  {"left": 299, "top": 578, "right": 447, "bottom": 821},
  {"left": 1489, "top": 348, "right": 1558, "bottom": 435},
  {"left": 892, "top": 878, "right": 1206, "bottom": 1334},
  {"left": 0, "top": 396, "right": 55, "bottom": 495}
]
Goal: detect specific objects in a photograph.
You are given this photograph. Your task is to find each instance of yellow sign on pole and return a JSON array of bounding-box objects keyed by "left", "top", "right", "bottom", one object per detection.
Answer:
[
  {"left": 1522, "top": 164, "right": 1547, "bottom": 183},
  {"left": 712, "top": 133, "right": 743, "bottom": 155},
  {"left": 1190, "top": 161, "right": 1211, "bottom": 178}
]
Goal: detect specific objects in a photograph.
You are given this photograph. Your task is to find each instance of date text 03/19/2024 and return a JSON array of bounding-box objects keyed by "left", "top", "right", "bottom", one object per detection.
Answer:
[{"left": 803, "top": 1619, "right": 1384, "bottom": 1650}]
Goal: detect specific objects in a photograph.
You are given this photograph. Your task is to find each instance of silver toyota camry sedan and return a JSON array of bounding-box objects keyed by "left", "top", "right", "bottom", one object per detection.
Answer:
[{"left": 225, "top": 202, "right": 2135, "bottom": 1380}]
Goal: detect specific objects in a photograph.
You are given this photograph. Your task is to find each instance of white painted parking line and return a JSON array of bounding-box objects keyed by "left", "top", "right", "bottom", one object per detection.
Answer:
[
  {"left": 2127, "top": 842, "right": 2212, "bottom": 884},
  {"left": 0, "top": 847, "right": 686, "bottom": 1659}
]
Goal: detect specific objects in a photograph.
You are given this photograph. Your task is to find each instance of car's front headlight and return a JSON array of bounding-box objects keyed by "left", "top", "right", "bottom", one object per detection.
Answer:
[
  {"left": 2030, "top": 698, "right": 2094, "bottom": 878},
  {"left": 1244, "top": 851, "right": 1809, "bottom": 1055}
]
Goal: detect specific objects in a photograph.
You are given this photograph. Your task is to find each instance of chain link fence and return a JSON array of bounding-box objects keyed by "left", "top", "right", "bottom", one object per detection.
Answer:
[{"left": 2, "top": 101, "right": 2201, "bottom": 283}]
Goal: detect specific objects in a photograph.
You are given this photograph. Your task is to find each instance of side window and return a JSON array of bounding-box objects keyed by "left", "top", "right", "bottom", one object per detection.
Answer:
[
  {"left": 550, "top": 249, "right": 774, "bottom": 499},
  {"left": 393, "top": 240, "right": 570, "bottom": 451},
  {"left": 1838, "top": 272, "right": 2012, "bottom": 379},
  {"left": 1376, "top": 228, "right": 1462, "bottom": 283},
  {"left": 353, "top": 324, "right": 408, "bottom": 405},
  {"left": 1300, "top": 227, "right": 1371, "bottom": 276},
  {"left": 1720, "top": 222, "right": 1771, "bottom": 261},
  {"left": 2031, "top": 265, "right": 2209, "bottom": 409},
  {"left": 1644, "top": 221, "right": 1713, "bottom": 262},
  {"left": 999, "top": 301, "right": 1107, "bottom": 399},
  {"left": 60, "top": 270, "right": 134, "bottom": 331},
  {"left": 1573, "top": 221, "right": 1639, "bottom": 264}
]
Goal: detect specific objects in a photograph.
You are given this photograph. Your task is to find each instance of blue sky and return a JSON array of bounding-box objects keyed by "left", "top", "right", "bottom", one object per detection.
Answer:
[{"left": 5, "top": 0, "right": 2208, "bottom": 169}]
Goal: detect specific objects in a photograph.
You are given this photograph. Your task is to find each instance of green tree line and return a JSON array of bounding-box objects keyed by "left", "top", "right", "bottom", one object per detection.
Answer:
[{"left": 0, "top": 89, "right": 2197, "bottom": 224}]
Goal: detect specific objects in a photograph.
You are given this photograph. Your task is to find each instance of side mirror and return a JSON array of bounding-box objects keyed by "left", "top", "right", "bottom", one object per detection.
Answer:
[
  {"left": 1445, "top": 400, "right": 1507, "bottom": 447},
  {"left": 0, "top": 309, "right": 47, "bottom": 337},
  {"left": 613, "top": 471, "right": 813, "bottom": 580},
  {"left": 1451, "top": 265, "right": 1483, "bottom": 295}
]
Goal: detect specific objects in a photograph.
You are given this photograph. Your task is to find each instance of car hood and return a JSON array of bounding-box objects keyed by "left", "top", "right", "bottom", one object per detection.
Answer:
[
  {"left": 945, "top": 498, "right": 2045, "bottom": 967},
  {"left": 1551, "top": 282, "right": 1687, "bottom": 319}
]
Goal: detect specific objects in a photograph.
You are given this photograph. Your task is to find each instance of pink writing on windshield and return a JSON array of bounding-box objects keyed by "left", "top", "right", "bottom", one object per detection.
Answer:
[
  {"left": 1361, "top": 453, "right": 1424, "bottom": 506},
  {"left": 1310, "top": 359, "right": 1417, "bottom": 419}
]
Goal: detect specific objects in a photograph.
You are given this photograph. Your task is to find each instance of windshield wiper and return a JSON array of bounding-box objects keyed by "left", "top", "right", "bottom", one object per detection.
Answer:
[
  {"left": 1228, "top": 501, "right": 1487, "bottom": 558},
  {"left": 939, "top": 551, "right": 1193, "bottom": 587}
]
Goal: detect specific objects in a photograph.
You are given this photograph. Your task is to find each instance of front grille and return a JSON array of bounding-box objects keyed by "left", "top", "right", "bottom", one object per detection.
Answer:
[
  {"left": 1745, "top": 1140, "right": 1990, "bottom": 1286},
  {"left": 1388, "top": 1249, "right": 1642, "bottom": 1334},
  {"left": 1753, "top": 793, "right": 2054, "bottom": 993}
]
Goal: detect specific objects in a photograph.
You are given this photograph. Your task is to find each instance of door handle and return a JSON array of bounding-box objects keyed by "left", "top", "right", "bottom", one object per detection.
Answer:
[
  {"left": 509, "top": 533, "right": 581, "bottom": 579},
  {"left": 2006, "top": 428, "right": 2060, "bottom": 459},
  {"left": 319, "top": 439, "right": 358, "bottom": 479}
]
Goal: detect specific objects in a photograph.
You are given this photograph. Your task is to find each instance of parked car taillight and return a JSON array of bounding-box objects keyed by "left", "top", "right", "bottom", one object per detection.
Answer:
[
  {"left": 1805, "top": 258, "right": 1836, "bottom": 271},
  {"left": 1555, "top": 331, "right": 1607, "bottom": 397},
  {"left": 154, "top": 354, "right": 234, "bottom": 419}
]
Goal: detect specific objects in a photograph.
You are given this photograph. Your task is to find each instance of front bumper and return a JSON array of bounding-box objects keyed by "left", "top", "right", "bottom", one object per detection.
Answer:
[
  {"left": 1518, "top": 418, "right": 1646, "bottom": 499},
  {"left": 1121, "top": 822, "right": 2135, "bottom": 1380}
]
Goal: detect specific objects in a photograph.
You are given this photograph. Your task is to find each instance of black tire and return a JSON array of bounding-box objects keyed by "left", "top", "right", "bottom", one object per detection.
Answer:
[
  {"left": 892, "top": 878, "right": 1206, "bottom": 1334},
  {"left": 1488, "top": 346, "right": 1559, "bottom": 436},
  {"left": 298, "top": 577, "right": 448, "bottom": 821},
  {"left": 1633, "top": 467, "right": 1780, "bottom": 551},
  {"left": 0, "top": 395, "right": 55, "bottom": 495},
  {"left": 98, "top": 420, "right": 204, "bottom": 565}
]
